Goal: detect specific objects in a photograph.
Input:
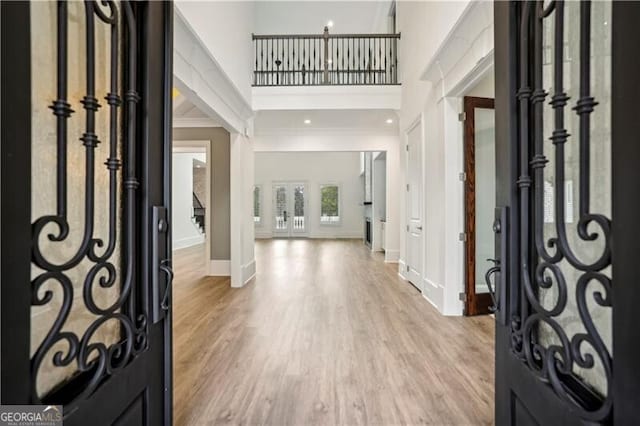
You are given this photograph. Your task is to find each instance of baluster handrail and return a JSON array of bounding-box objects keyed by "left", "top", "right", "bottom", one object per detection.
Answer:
[{"left": 252, "top": 27, "right": 400, "bottom": 87}]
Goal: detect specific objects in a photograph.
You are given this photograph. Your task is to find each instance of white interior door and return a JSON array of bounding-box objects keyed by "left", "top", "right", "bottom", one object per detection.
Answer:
[
  {"left": 272, "top": 182, "right": 307, "bottom": 237},
  {"left": 406, "top": 122, "right": 423, "bottom": 287}
]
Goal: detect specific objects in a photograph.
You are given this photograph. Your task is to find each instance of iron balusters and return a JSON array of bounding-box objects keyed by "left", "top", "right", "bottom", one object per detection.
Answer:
[{"left": 252, "top": 30, "right": 400, "bottom": 86}]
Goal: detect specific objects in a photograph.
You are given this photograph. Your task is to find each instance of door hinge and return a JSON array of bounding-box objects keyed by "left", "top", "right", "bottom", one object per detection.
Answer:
[
  {"left": 406, "top": 144, "right": 409, "bottom": 152},
  {"left": 459, "top": 292, "right": 467, "bottom": 301},
  {"left": 459, "top": 232, "right": 467, "bottom": 242},
  {"left": 406, "top": 225, "right": 410, "bottom": 232},
  {"left": 406, "top": 184, "right": 410, "bottom": 191},
  {"left": 459, "top": 172, "right": 467, "bottom": 182},
  {"left": 458, "top": 112, "right": 466, "bottom": 122},
  {"left": 406, "top": 264, "right": 410, "bottom": 272}
]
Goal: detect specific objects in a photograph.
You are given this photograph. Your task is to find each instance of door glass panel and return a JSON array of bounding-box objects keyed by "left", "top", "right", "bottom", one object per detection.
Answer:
[
  {"left": 536, "top": 0, "right": 611, "bottom": 401},
  {"left": 30, "top": 1, "right": 143, "bottom": 403},
  {"left": 274, "top": 185, "right": 287, "bottom": 230},
  {"left": 474, "top": 108, "right": 496, "bottom": 294},
  {"left": 293, "top": 184, "right": 305, "bottom": 231}
]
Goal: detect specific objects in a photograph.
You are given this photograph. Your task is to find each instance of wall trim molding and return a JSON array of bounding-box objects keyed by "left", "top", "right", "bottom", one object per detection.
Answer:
[
  {"left": 209, "top": 259, "right": 231, "bottom": 276},
  {"left": 252, "top": 85, "right": 401, "bottom": 111},
  {"left": 397, "top": 259, "right": 407, "bottom": 280},
  {"left": 173, "top": 234, "right": 205, "bottom": 251},
  {"left": 384, "top": 249, "right": 400, "bottom": 263},
  {"left": 254, "top": 127, "right": 399, "bottom": 138},
  {"left": 242, "top": 259, "right": 256, "bottom": 285},
  {"left": 422, "top": 276, "right": 444, "bottom": 313},
  {"left": 255, "top": 234, "right": 364, "bottom": 240},
  {"left": 173, "top": 9, "right": 253, "bottom": 134},
  {"left": 173, "top": 117, "right": 223, "bottom": 128},
  {"left": 420, "top": 0, "right": 493, "bottom": 84}
]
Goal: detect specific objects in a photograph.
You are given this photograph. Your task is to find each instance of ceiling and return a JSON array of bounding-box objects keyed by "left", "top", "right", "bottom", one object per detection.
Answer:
[{"left": 254, "top": 109, "right": 398, "bottom": 132}]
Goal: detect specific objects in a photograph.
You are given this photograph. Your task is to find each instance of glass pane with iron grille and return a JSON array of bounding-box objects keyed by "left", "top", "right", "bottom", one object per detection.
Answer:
[
  {"left": 538, "top": 0, "right": 611, "bottom": 399},
  {"left": 274, "top": 185, "right": 287, "bottom": 230},
  {"left": 293, "top": 184, "right": 305, "bottom": 231},
  {"left": 30, "top": 1, "right": 131, "bottom": 400}
]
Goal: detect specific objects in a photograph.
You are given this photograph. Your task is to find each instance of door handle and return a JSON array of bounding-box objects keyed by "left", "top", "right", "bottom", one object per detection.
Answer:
[
  {"left": 416, "top": 226, "right": 423, "bottom": 231},
  {"left": 160, "top": 259, "right": 174, "bottom": 310},
  {"left": 283, "top": 210, "right": 288, "bottom": 221},
  {"left": 485, "top": 258, "right": 500, "bottom": 313}
]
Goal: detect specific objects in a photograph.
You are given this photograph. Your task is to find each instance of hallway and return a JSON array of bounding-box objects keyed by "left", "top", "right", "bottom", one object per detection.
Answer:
[{"left": 173, "top": 240, "right": 494, "bottom": 425}]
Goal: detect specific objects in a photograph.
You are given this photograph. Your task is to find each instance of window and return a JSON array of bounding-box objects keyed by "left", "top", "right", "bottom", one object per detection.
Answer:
[
  {"left": 253, "top": 186, "right": 261, "bottom": 224},
  {"left": 320, "top": 184, "right": 340, "bottom": 224}
]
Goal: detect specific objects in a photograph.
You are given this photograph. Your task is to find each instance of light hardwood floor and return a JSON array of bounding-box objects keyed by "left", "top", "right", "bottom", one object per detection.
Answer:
[{"left": 173, "top": 239, "right": 494, "bottom": 425}]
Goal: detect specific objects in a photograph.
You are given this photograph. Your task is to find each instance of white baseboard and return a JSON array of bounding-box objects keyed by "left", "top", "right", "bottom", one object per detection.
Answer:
[
  {"left": 208, "top": 259, "right": 230, "bottom": 276},
  {"left": 422, "top": 277, "right": 444, "bottom": 313},
  {"left": 385, "top": 249, "right": 400, "bottom": 263},
  {"left": 255, "top": 233, "right": 363, "bottom": 240},
  {"left": 397, "top": 259, "right": 407, "bottom": 280},
  {"left": 242, "top": 259, "right": 256, "bottom": 284},
  {"left": 173, "top": 234, "right": 205, "bottom": 250}
]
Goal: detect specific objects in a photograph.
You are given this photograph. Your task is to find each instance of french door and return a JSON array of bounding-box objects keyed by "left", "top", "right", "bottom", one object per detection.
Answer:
[
  {"left": 494, "top": 1, "right": 640, "bottom": 424},
  {"left": 1, "top": 2, "right": 173, "bottom": 425},
  {"left": 272, "top": 182, "right": 308, "bottom": 237}
]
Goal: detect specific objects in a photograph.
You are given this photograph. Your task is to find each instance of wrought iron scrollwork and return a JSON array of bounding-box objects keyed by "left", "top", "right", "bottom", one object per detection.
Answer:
[
  {"left": 510, "top": 0, "right": 612, "bottom": 422},
  {"left": 30, "top": 0, "right": 146, "bottom": 410}
]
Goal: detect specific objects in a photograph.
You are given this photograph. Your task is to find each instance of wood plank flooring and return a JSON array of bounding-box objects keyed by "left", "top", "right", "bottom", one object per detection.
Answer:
[{"left": 173, "top": 239, "right": 494, "bottom": 425}]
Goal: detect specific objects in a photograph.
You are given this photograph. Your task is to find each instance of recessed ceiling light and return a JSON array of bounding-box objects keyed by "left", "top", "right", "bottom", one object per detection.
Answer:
[
  {"left": 327, "top": 20, "right": 334, "bottom": 28},
  {"left": 386, "top": 118, "right": 394, "bottom": 124},
  {"left": 304, "top": 119, "right": 311, "bottom": 124}
]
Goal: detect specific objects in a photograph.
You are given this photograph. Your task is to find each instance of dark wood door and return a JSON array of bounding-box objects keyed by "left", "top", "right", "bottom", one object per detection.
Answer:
[
  {"left": 494, "top": 1, "right": 640, "bottom": 424},
  {"left": 463, "top": 96, "right": 496, "bottom": 316},
  {"left": 1, "top": 1, "right": 174, "bottom": 424}
]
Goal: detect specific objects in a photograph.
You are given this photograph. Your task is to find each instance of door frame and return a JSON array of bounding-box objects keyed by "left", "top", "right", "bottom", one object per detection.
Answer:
[
  {"left": 1, "top": 2, "right": 174, "bottom": 424},
  {"left": 494, "top": 1, "right": 640, "bottom": 424},
  {"left": 404, "top": 114, "right": 424, "bottom": 290},
  {"left": 172, "top": 141, "right": 211, "bottom": 275},
  {"left": 463, "top": 96, "right": 495, "bottom": 316}
]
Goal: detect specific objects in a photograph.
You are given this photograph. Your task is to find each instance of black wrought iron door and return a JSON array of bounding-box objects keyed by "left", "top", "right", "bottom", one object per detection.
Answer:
[
  {"left": 494, "top": 1, "right": 640, "bottom": 424},
  {"left": 1, "top": 1, "right": 173, "bottom": 425}
]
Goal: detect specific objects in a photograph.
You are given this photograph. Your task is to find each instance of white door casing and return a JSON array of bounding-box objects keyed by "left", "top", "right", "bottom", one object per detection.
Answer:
[{"left": 406, "top": 119, "right": 423, "bottom": 288}]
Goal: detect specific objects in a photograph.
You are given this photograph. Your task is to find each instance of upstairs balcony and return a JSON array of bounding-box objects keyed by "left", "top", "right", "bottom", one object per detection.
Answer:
[{"left": 251, "top": 27, "right": 401, "bottom": 111}]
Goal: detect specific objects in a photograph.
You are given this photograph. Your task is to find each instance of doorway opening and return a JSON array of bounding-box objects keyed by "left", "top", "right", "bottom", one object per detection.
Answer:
[
  {"left": 171, "top": 143, "right": 210, "bottom": 276},
  {"left": 460, "top": 69, "right": 496, "bottom": 316},
  {"left": 463, "top": 96, "right": 495, "bottom": 315}
]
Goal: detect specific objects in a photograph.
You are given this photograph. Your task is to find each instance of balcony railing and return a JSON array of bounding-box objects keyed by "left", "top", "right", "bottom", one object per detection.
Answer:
[{"left": 253, "top": 27, "right": 400, "bottom": 87}]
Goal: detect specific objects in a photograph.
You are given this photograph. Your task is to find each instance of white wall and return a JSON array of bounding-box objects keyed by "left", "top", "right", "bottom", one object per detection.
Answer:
[
  {"left": 255, "top": 152, "right": 364, "bottom": 239},
  {"left": 172, "top": 152, "right": 206, "bottom": 249},
  {"left": 175, "top": 1, "right": 254, "bottom": 105},
  {"left": 397, "top": 0, "right": 494, "bottom": 315},
  {"left": 254, "top": 1, "right": 392, "bottom": 34},
  {"left": 253, "top": 129, "right": 400, "bottom": 262}
]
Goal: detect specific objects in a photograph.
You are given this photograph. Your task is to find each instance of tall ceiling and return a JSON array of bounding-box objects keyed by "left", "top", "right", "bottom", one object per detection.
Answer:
[{"left": 254, "top": 1, "right": 394, "bottom": 35}]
